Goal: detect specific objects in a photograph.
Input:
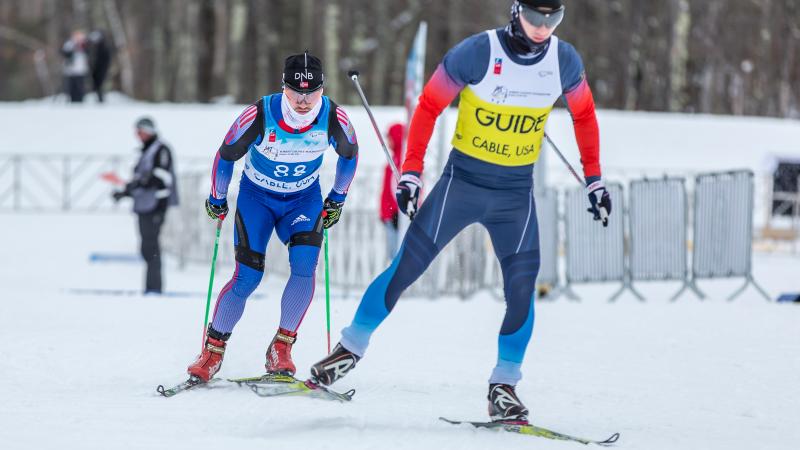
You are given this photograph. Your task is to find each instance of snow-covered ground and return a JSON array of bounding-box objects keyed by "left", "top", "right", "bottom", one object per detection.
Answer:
[
  {"left": 4, "top": 96, "right": 800, "bottom": 176},
  {"left": 2, "top": 212, "right": 799, "bottom": 450},
  {"left": 1, "top": 98, "right": 799, "bottom": 448}
]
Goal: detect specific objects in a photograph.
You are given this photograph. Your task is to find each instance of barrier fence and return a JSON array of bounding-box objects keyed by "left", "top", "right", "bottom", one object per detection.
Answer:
[
  {"left": 0, "top": 154, "right": 128, "bottom": 212},
  {"left": 563, "top": 182, "right": 630, "bottom": 301},
  {"left": 161, "top": 168, "right": 769, "bottom": 302},
  {"left": 0, "top": 154, "right": 767, "bottom": 301},
  {"left": 628, "top": 177, "right": 692, "bottom": 300},
  {"left": 691, "top": 170, "right": 770, "bottom": 301}
]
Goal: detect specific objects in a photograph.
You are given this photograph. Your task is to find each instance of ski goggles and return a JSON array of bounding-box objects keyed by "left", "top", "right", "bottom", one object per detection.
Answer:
[{"left": 518, "top": 3, "right": 565, "bottom": 29}]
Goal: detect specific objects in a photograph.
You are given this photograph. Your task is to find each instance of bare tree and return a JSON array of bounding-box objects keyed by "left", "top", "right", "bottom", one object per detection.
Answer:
[
  {"left": 103, "top": 0, "right": 134, "bottom": 96},
  {"left": 0, "top": 0, "right": 797, "bottom": 117}
]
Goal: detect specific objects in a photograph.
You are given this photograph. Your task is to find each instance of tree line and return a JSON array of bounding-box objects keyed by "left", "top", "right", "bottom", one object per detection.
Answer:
[{"left": 1, "top": 0, "right": 798, "bottom": 118}]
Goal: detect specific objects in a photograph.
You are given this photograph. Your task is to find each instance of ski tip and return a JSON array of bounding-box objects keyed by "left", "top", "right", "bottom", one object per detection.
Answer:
[
  {"left": 599, "top": 432, "right": 620, "bottom": 445},
  {"left": 156, "top": 384, "right": 167, "bottom": 397}
]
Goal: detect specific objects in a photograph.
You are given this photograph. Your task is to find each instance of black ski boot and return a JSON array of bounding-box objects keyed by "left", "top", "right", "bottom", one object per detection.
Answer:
[
  {"left": 488, "top": 383, "right": 529, "bottom": 424},
  {"left": 309, "top": 343, "right": 361, "bottom": 386}
]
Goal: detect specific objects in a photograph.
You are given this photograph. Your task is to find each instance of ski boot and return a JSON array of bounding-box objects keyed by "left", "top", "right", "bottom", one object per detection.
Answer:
[
  {"left": 187, "top": 327, "right": 230, "bottom": 382},
  {"left": 488, "top": 383, "right": 529, "bottom": 424},
  {"left": 309, "top": 343, "right": 361, "bottom": 386},
  {"left": 265, "top": 328, "right": 297, "bottom": 376}
]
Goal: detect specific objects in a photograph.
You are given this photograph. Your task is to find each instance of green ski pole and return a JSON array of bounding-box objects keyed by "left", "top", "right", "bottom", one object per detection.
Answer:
[
  {"left": 323, "top": 228, "right": 331, "bottom": 354},
  {"left": 201, "top": 218, "right": 224, "bottom": 347}
]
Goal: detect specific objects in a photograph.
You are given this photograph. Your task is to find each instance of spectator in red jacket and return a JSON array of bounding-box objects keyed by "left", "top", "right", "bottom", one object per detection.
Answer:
[{"left": 380, "top": 123, "right": 405, "bottom": 259}]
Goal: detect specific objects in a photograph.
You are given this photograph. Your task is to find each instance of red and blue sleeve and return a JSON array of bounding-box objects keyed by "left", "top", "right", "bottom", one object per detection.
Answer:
[
  {"left": 327, "top": 103, "right": 359, "bottom": 202},
  {"left": 558, "top": 42, "right": 601, "bottom": 182},
  {"left": 210, "top": 101, "right": 263, "bottom": 204},
  {"left": 404, "top": 32, "right": 489, "bottom": 175}
]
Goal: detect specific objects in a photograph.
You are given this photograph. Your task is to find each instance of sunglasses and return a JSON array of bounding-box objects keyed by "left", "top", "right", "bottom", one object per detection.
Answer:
[
  {"left": 284, "top": 86, "right": 323, "bottom": 104},
  {"left": 518, "top": 3, "right": 565, "bottom": 29}
]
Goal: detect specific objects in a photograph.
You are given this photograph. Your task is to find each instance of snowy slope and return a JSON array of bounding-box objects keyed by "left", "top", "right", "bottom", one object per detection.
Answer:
[
  {"left": 3, "top": 99, "right": 800, "bottom": 176},
  {"left": 4, "top": 98, "right": 799, "bottom": 225},
  {"left": 1, "top": 98, "right": 799, "bottom": 448},
  {"left": 1, "top": 213, "right": 799, "bottom": 450}
]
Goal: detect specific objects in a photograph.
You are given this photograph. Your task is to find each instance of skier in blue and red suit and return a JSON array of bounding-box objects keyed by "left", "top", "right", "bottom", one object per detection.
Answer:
[
  {"left": 310, "top": 0, "right": 611, "bottom": 423},
  {"left": 187, "top": 52, "right": 359, "bottom": 382}
]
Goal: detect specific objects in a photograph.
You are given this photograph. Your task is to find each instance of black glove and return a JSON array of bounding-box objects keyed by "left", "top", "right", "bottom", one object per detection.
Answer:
[
  {"left": 205, "top": 197, "right": 228, "bottom": 220},
  {"left": 322, "top": 198, "right": 344, "bottom": 229},
  {"left": 586, "top": 179, "right": 612, "bottom": 227},
  {"left": 111, "top": 191, "right": 128, "bottom": 202},
  {"left": 395, "top": 172, "right": 422, "bottom": 219}
]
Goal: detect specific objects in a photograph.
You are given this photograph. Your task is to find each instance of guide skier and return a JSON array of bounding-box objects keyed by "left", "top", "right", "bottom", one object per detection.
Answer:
[
  {"left": 310, "top": 0, "right": 610, "bottom": 424},
  {"left": 187, "top": 52, "right": 359, "bottom": 382}
]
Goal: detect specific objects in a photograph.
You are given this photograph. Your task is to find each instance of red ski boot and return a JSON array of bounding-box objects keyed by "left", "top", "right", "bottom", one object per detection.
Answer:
[
  {"left": 265, "top": 328, "right": 297, "bottom": 376},
  {"left": 187, "top": 329, "right": 229, "bottom": 382}
]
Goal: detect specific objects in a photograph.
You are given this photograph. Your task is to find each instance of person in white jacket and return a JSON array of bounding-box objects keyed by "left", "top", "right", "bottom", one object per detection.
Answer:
[{"left": 61, "top": 30, "right": 90, "bottom": 102}]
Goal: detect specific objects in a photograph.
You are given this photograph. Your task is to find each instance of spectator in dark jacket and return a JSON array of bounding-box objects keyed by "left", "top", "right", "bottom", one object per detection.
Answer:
[
  {"left": 88, "top": 30, "right": 112, "bottom": 103},
  {"left": 113, "top": 117, "right": 179, "bottom": 294}
]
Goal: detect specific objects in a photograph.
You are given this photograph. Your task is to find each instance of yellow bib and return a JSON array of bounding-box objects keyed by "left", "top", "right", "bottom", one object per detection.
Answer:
[{"left": 452, "top": 87, "right": 552, "bottom": 166}]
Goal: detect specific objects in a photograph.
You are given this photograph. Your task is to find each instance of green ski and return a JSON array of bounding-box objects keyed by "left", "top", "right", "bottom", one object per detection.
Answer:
[{"left": 439, "top": 417, "right": 619, "bottom": 446}]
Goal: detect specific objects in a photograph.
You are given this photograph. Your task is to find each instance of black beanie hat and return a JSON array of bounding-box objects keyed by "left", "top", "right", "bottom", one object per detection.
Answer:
[
  {"left": 135, "top": 117, "right": 156, "bottom": 134},
  {"left": 282, "top": 51, "right": 324, "bottom": 93}
]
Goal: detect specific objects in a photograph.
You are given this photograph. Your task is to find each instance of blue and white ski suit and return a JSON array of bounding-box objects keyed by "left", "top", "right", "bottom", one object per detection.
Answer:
[{"left": 207, "top": 94, "right": 358, "bottom": 334}]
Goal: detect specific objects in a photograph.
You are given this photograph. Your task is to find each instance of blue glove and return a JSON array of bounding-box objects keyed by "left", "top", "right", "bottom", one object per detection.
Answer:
[
  {"left": 395, "top": 172, "right": 422, "bottom": 219},
  {"left": 586, "top": 179, "right": 611, "bottom": 227}
]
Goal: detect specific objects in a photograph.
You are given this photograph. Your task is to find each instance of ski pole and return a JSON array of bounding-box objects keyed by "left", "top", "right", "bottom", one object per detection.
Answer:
[
  {"left": 347, "top": 70, "right": 401, "bottom": 182},
  {"left": 543, "top": 133, "right": 608, "bottom": 224},
  {"left": 543, "top": 133, "right": 585, "bottom": 186},
  {"left": 201, "top": 218, "right": 224, "bottom": 347},
  {"left": 323, "top": 228, "right": 332, "bottom": 354}
]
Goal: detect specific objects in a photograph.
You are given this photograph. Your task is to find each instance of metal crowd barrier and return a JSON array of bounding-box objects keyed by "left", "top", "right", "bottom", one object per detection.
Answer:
[
  {"left": 691, "top": 170, "right": 770, "bottom": 301},
  {"left": 628, "top": 177, "right": 693, "bottom": 300},
  {"left": 563, "top": 182, "right": 629, "bottom": 301},
  {"left": 1, "top": 153, "right": 770, "bottom": 302},
  {"left": 163, "top": 168, "right": 770, "bottom": 303},
  {"left": 0, "top": 154, "right": 131, "bottom": 212}
]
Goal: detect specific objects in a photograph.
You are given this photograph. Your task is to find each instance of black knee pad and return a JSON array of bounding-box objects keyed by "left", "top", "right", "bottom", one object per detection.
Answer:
[
  {"left": 233, "top": 208, "right": 265, "bottom": 271},
  {"left": 499, "top": 250, "right": 540, "bottom": 334},
  {"left": 235, "top": 245, "right": 265, "bottom": 271},
  {"left": 289, "top": 230, "right": 323, "bottom": 248}
]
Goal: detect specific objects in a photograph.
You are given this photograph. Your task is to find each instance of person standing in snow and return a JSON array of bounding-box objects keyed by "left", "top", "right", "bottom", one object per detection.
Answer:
[
  {"left": 310, "top": 0, "right": 610, "bottom": 424},
  {"left": 186, "top": 52, "right": 359, "bottom": 383},
  {"left": 88, "top": 30, "right": 113, "bottom": 103},
  {"left": 112, "top": 117, "right": 178, "bottom": 294},
  {"left": 61, "top": 30, "right": 89, "bottom": 103}
]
